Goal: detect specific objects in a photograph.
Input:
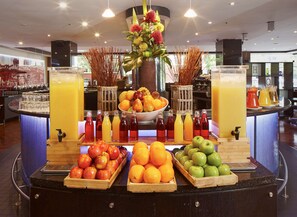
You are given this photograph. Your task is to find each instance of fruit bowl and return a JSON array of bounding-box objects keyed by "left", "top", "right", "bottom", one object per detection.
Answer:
[{"left": 118, "top": 97, "right": 169, "bottom": 122}]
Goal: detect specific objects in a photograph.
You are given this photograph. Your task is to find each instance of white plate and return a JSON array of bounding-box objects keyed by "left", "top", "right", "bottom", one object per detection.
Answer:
[
  {"left": 262, "top": 105, "right": 276, "bottom": 109},
  {"left": 247, "top": 106, "right": 262, "bottom": 110}
]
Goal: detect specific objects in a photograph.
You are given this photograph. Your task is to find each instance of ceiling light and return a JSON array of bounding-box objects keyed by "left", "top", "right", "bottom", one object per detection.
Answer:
[
  {"left": 18, "top": 41, "right": 23, "bottom": 45},
  {"left": 104, "top": 41, "right": 107, "bottom": 44},
  {"left": 195, "top": 32, "right": 199, "bottom": 36},
  {"left": 294, "top": 30, "right": 297, "bottom": 34},
  {"left": 102, "top": 0, "right": 115, "bottom": 18},
  {"left": 271, "top": 37, "right": 274, "bottom": 40},
  {"left": 47, "top": 34, "right": 51, "bottom": 37},
  {"left": 184, "top": 0, "right": 197, "bottom": 18},
  {"left": 187, "top": 40, "right": 190, "bottom": 43},
  {"left": 94, "top": 32, "right": 100, "bottom": 37},
  {"left": 82, "top": 21, "right": 88, "bottom": 27},
  {"left": 208, "top": 21, "right": 212, "bottom": 25},
  {"left": 229, "top": 2, "right": 235, "bottom": 6},
  {"left": 254, "top": 43, "right": 257, "bottom": 45},
  {"left": 59, "top": 2, "right": 68, "bottom": 9}
]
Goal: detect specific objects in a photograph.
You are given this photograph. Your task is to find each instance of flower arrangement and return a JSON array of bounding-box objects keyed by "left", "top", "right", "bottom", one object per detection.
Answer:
[{"left": 122, "top": 0, "right": 171, "bottom": 72}]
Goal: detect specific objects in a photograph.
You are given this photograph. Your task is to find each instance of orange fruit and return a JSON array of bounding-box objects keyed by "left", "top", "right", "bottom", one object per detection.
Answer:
[
  {"left": 119, "top": 91, "right": 127, "bottom": 103},
  {"left": 143, "top": 166, "right": 161, "bottom": 184},
  {"left": 144, "top": 163, "right": 156, "bottom": 170},
  {"left": 129, "top": 165, "right": 145, "bottom": 183},
  {"left": 129, "top": 158, "right": 137, "bottom": 168},
  {"left": 150, "top": 148, "right": 167, "bottom": 167},
  {"left": 160, "top": 97, "right": 167, "bottom": 108},
  {"left": 158, "top": 164, "right": 174, "bottom": 183},
  {"left": 133, "top": 147, "right": 150, "bottom": 166},
  {"left": 150, "top": 141, "right": 165, "bottom": 152},
  {"left": 119, "top": 99, "right": 130, "bottom": 111},
  {"left": 152, "top": 99, "right": 162, "bottom": 110},
  {"left": 164, "top": 151, "right": 173, "bottom": 167},
  {"left": 126, "top": 90, "right": 135, "bottom": 100},
  {"left": 133, "top": 142, "right": 148, "bottom": 154}
]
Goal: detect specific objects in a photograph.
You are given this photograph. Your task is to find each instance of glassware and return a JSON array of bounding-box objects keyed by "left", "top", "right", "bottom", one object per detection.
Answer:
[
  {"left": 120, "top": 112, "right": 128, "bottom": 143},
  {"left": 84, "top": 111, "right": 94, "bottom": 143},
  {"left": 200, "top": 109, "right": 209, "bottom": 139},
  {"left": 184, "top": 111, "right": 193, "bottom": 141},
  {"left": 102, "top": 111, "right": 111, "bottom": 142},
  {"left": 247, "top": 87, "right": 259, "bottom": 108},
  {"left": 211, "top": 65, "right": 247, "bottom": 138},
  {"left": 258, "top": 87, "right": 272, "bottom": 107},
  {"left": 96, "top": 110, "right": 103, "bottom": 141},
  {"left": 174, "top": 111, "right": 184, "bottom": 143},
  {"left": 112, "top": 110, "right": 120, "bottom": 142},
  {"left": 130, "top": 111, "right": 139, "bottom": 141},
  {"left": 166, "top": 109, "right": 174, "bottom": 140},
  {"left": 156, "top": 112, "right": 166, "bottom": 142},
  {"left": 269, "top": 86, "right": 279, "bottom": 105},
  {"left": 193, "top": 110, "right": 201, "bottom": 137}
]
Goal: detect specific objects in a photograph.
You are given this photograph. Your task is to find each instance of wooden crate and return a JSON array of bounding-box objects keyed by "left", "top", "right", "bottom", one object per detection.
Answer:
[
  {"left": 46, "top": 135, "right": 85, "bottom": 165},
  {"left": 173, "top": 156, "right": 238, "bottom": 188},
  {"left": 64, "top": 156, "right": 128, "bottom": 190},
  {"left": 127, "top": 177, "right": 177, "bottom": 193},
  {"left": 97, "top": 86, "right": 118, "bottom": 112},
  {"left": 170, "top": 85, "right": 193, "bottom": 114},
  {"left": 216, "top": 137, "right": 250, "bottom": 164}
]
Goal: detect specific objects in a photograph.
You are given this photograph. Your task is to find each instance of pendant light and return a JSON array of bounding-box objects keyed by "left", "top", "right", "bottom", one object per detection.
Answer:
[
  {"left": 184, "top": 0, "right": 197, "bottom": 18},
  {"left": 102, "top": 0, "right": 115, "bottom": 18}
]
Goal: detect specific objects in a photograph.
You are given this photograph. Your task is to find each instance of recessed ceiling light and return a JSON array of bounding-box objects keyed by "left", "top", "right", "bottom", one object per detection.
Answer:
[
  {"left": 18, "top": 41, "right": 23, "bottom": 45},
  {"left": 94, "top": 32, "right": 100, "bottom": 37},
  {"left": 59, "top": 2, "right": 68, "bottom": 9},
  {"left": 47, "top": 34, "right": 51, "bottom": 37},
  {"left": 208, "top": 21, "right": 212, "bottom": 25},
  {"left": 82, "top": 21, "right": 88, "bottom": 27},
  {"left": 294, "top": 30, "right": 297, "bottom": 34},
  {"left": 271, "top": 37, "right": 274, "bottom": 40},
  {"left": 187, "top": 40, "right": 190, "bottom": 43},
  {"left": 230, "top": 2, "right": 235, "bottom": 6},
  {"left": 254, "top": 43, "right": 257, "bottom": 45},
  {"left": 195, "top": 32, "right": 199, "bottom": 36},
  {"left": 104, "top": 41, "right": 107, "bottom": 44}
]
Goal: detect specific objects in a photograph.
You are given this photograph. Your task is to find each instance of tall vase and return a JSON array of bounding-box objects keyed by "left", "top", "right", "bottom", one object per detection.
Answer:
[{"left": 138, "top": 59, "right": 156, "bottom": 92}]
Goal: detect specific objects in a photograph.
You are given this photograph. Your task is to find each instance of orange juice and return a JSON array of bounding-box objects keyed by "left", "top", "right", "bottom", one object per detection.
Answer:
[
  {"left": 174, "top": 111, "right": 184, "bottom": 143},
  {"left": 211, "top": 66, "right": 247, "bottom": 138},
  {"left": 184, "top": 111, "right": 193, "bottom": 141},
  {"left": 102, "top": 111, "right": 112, "bottom": 142},
  {"left": 112, "top": 110, "right": 120, "bottom": 142},
  {"left": 49, "top": 68, "right": 84, "bottom": 140},
  {"left": 78, "top": 75, "right": 84, "bottom": 121}
]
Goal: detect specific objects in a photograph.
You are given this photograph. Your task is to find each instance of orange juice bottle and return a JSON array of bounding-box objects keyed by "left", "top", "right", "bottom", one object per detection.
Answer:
[
  {"left": 184, "top": 111, "right": 193, "bottom": 141},
  {"left": 174, "top": 111, "right": 184, "bottom": 143},
  {"left": 102, "top": 111, "right": 111, "bottom": 142},
  {"left": 112, "top": 110, "right": 120, "bottom": 142}
]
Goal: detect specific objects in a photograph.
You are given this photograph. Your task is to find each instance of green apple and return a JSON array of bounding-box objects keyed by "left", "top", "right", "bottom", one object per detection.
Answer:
[
  {"left": 218, "top": 164, "right": 231, "bottom": 175},
  {"left": 192, "top": 151, "right": 207, "bottom": 167},
  {"left": 192, "top": 136, "right": 204, "bottom": 148},
  {"left": 204, "top": 165, "right": 219, "bottom": 177},
  {"left": 179, "top": 155, "right": 190, "bottom": 166},
  {"left": 172, "top": 148, "right": 181, "bottom": 155},
  {"left": 189, "top": 166, "right": 204, "bottom": 178},
  {"left": 199, "top": 139, "right": 215, "bottom": 155},
  {"left": 207, "top": 152, "right": 222, "bottom": 167},
  {"left": 175, "top": 150, "right": 185, "bottom": 161},
  {"left": 184, "top": 144, "right": 194, "bottom": 155},
  {"left": 183, "top": 160, "right": 194, "bottom": 171},
  {"left": 188, "top": 148, "right": 199, "bottom": 159},
  {"left": 202, "top": 163, "right": 209, "bottom": 169}
]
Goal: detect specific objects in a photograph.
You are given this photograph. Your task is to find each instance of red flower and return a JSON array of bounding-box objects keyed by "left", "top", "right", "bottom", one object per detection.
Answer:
[
  {"left": 151, "top": 31, "right": 163, "bottom": 45},
  {"left": 145, "top": 10, "right": 156, "bottom": 23},
  {"left": 130, "top": 24, "right": 142, "bottom": 32}
]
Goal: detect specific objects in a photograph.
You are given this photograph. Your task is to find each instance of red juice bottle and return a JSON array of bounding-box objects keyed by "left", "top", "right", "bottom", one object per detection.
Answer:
[
  {"left": 130, "top": 111, "right": 138, "bottom": 141},
  {"left": 166, "top": 109, "right": 174, "bottom": 140},
  {"left": 95, "top": 110, "right": 102, "bottom": 141},
  {"left": 85, "top": 111, "right": 94, "bottom": 143},
  {"left": 193, "top": 110, "right": 201, "bottom": 137},
  {"left": 119, "top": 112, "right": 128, "bottom": 143},
  {"left": 200, "top": 109, "right": 209, "bottom": 139},
  {"left": 156, "top": 112, "right": 166, "bottom": 142}
]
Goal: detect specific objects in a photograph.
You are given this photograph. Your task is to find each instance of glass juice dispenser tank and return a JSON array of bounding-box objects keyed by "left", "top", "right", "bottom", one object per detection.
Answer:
[
  {"left": 211, "top": 65, "right": 247, "bottom": 138},
  {"left": 49, "top": 67, "right": 84, "bottom": 140}
]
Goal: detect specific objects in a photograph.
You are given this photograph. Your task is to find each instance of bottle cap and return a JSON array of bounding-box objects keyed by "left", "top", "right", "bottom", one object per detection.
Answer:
[
  {"left": 114, "top": 110, "right": 119, "bottom": 116},
  {"left": 168, "top": 109, "right": 173, "bottom": 116},
  {"left": 97, "top": 110, "right": 102, "bottom": 115},
  {"left": 87, "top": 111, "right": 92, "bottom": 117},
  {"left": 104, "top": 111, "right": 109, "bottom": 116},
  {"left": 195, "top": 110, "right": 200, "bottom": 116}
]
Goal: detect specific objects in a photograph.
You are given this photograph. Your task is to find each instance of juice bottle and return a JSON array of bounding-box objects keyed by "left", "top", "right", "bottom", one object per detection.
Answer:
[
  {"left": 120, "top": 112, "right": 128, "bottom": 143},
  {"left": 112, "top": 110, "right": 120, "bottom": 142},
  {"left": 96, "top": 110, "right": 102, "bottom": 141},
  {"left": 184, "top": 111, "right": 193, "bottom": 141},
  {"left": 174, "top": 111, "right": 184, "bottom": 143},
  {"left": 102, "top": 111, "right": 111, "bottom": 142},
  {"left": 84, "top": 111, "right": 94, "bottom": 143},
  {"left": 166, "top": 109, "right": 174, "bottom": 140},
  {"left": 193, "top": 110, "right": 201, "bottom": 136},
  {"left": 156, "top": 112, "right": 166, "bottom": 142},
  {"left": 130, "top": 111, "right": 138, "bottom": 141},
  {"left": 200, "top": 109, "right": 209, "bottom": 139}
]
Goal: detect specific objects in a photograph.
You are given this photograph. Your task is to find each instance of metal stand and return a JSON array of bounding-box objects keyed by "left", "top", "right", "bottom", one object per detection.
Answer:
[{"left": 277, "top": 151, "right": 289, "bottom": 199}]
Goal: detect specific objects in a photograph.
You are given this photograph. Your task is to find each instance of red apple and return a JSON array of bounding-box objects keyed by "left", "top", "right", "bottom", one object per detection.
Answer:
[
  {"left": 94, "top": 155, "right": 108, "bottom": 169},
  {"left": 116, "top": 153, "right": 123, "bottom": 165},
  {"left": 102, "top": 151, "right": 110, "bottom": 161},
  {"left": 88, "top": 145, "right": 102, "bottom": 159},
  {"left": 77, "top": 154, "right": 92, "bottom": 169},
  {"left": 97, "top": 141, "right": 109, "bottom": 152},
  {"left": 83, "top": 167, "right": 97, "bottom": 179},
  {"left": 69, "top": 166, "right": 83, "bottom": 178},
  {"left": 96, "top": 169, "right": 111, "bottom": 180},
  {"left": 133, "top": 91, "right": 143, "bottom": 100},
  {"left": 107, "top": 145, "right": 120, "bottom": 160},
  {"left": 106, "top": 159, "right": 119, "bottom": 175},
  {"left": 119, "top": 146, "right": 128, "bottom": 157}
]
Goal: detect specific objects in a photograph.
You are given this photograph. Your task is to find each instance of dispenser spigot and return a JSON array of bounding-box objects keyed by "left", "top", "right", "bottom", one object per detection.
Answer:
[
  {"left": 56, "top": 129, "right": 66, "bottom": 142},
  {"left": 231, "top": 126, "right": 241, "bottom": 140}
]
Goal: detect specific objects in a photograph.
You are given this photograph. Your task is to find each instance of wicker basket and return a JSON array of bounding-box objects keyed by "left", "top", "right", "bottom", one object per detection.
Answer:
[
  {"left": 97, "top": 86, "right": 118, "bottom": 112},
  {"left": 170, "top": 85, "right": 193, "bottom": 114}
]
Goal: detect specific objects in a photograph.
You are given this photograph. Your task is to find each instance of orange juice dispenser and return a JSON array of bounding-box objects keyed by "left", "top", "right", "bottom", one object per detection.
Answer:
[
  {"left": 211, "top": 65, "right": 250, "bottom": 164},
  {"left": 47, "top": 67, "right": 85, "bottom": 165}
]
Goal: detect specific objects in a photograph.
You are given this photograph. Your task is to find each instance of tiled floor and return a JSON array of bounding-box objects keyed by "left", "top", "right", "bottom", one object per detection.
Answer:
[{"left": 0, "top": 116, "right": 296, "bottom": 217}]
